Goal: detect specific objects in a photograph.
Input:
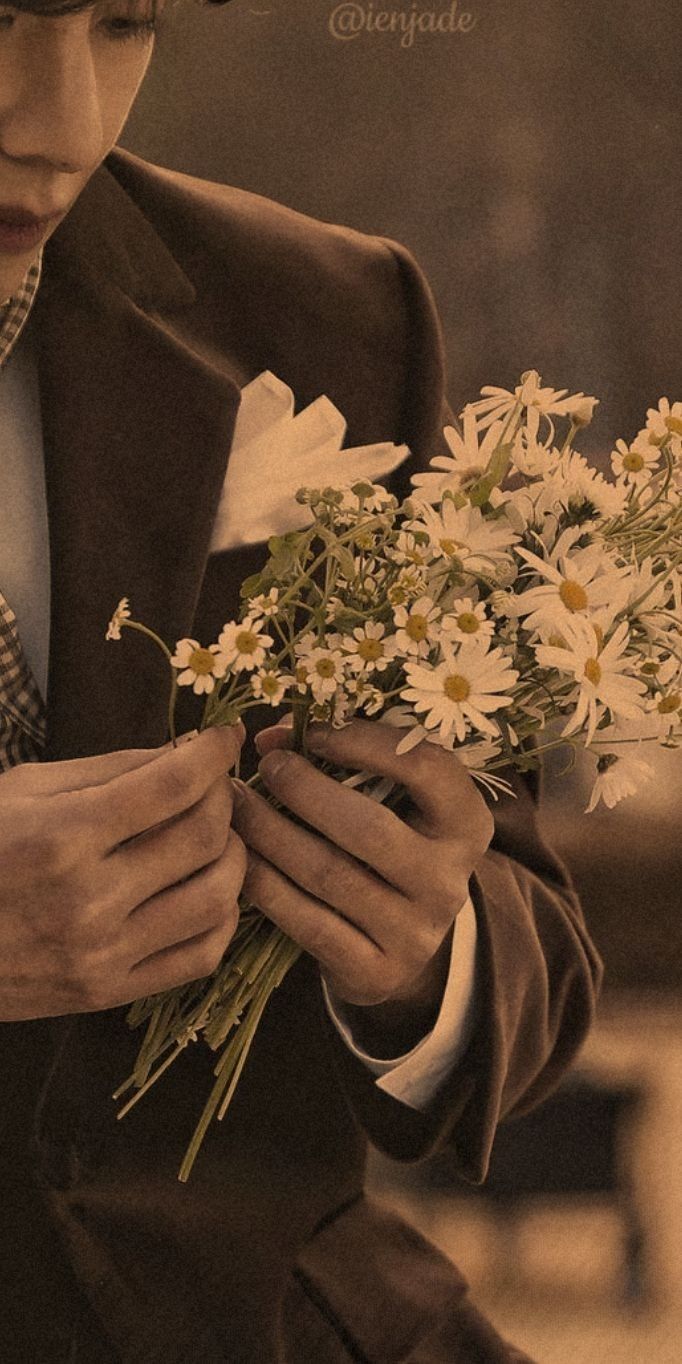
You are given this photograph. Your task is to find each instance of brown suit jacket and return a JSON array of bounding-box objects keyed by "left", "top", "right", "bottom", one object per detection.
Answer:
[{"left": 0, "top": 150, "right": 602, "bottom": 1363}]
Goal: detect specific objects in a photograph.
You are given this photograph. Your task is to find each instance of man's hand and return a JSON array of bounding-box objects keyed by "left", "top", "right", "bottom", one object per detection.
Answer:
[
  {"left": 0, "top": 727, "right": 246, "bottom": 1022},
  {"left": 231, "top": 719, "right": 493, "bottom": 1056}
]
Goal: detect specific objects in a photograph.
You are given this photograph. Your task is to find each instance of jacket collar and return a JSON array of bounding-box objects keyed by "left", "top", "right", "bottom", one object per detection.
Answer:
[
  {"left": 39, "top": 155, "right": 197, "bottom": 314},
  {"left": 32, "top": 158, "right": 243, "bottom": 759}
]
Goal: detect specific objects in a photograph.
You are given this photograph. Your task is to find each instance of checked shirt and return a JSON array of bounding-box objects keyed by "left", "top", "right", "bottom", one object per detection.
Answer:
[{"left": 0, "top": 254, "right": 46, "bottom": 770}]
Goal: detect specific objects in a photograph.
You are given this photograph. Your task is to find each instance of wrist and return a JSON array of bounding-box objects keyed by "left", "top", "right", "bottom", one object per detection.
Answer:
[{"left": 328, "top": 928, "right": 453, "bottom": 1061}]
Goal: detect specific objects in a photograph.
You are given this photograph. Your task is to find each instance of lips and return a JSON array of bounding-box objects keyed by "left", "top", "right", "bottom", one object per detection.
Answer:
[{"left": 0, "top": 205, "right": 63, "bottom": 255}]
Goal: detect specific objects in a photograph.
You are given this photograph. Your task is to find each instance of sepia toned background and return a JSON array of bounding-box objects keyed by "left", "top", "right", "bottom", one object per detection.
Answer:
[{"left": 122, "top": 2, "right": 681, "bottom": 1359}]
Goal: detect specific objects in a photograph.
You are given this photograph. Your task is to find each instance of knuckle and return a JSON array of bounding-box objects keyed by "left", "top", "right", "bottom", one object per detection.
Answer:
[
  {"left": 64, "top": 953, "right": 112, "bottom": 1012},
  {"left": 423, "top": 867, "right": 459, "bottom": 917},
  {"left": 192, "top": 807, "right": 230, "bottom": 864},
  {"left": 27, "top": 828, "right": 75, "bottom": 878},
  {"left": 153, "top": 762, "right": 196, "bottom": 813},
  {"left": 193, "top": 932, "right": 228, "bottom": 979},
  {"left": 315, "top": 855, "right": 349, "bottom": 909}
]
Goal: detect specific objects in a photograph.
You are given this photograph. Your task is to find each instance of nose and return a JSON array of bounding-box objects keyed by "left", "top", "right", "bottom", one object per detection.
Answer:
[{"left": 0, "top": 25, "right": 105, "bottom": 174}]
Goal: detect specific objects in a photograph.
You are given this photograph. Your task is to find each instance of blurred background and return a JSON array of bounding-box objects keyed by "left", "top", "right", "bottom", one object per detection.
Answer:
[{"left": 122, "top": 2, "right": 681, "bottom": 1358}]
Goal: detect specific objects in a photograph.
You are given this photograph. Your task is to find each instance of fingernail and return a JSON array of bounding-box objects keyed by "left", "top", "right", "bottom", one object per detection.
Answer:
[
  {"left": 165, "top": 729, "right": 199, "bottom": 750},
  {"left": 176, "top": 728, "right": 199, "bottom": 746},
  {"left": 255, "top": 723, "right": 290, "bottom": 755},
  {"left": 259, "top": 750, "right": 293, "bottom": 779}
]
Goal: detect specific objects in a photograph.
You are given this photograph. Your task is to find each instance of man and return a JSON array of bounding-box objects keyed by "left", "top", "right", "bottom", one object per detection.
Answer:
[{"left": 0, "top": 2, "right": 601, "bottom": 1359}]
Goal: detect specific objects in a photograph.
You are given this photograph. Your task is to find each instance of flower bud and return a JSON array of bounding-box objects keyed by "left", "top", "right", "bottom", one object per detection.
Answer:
[{"left": 570, "top": 397, "right": 598, "bottom": 427}]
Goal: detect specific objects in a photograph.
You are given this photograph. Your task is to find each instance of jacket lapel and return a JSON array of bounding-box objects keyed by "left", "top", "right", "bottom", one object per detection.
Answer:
[{"left": 31, "top": 164, "right": 243, "bottom": 759}]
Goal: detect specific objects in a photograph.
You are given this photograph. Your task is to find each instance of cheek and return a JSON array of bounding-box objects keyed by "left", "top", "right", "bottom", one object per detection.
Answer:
[{"left": 99, "top": 48, "right": 153, "bottom": 150}]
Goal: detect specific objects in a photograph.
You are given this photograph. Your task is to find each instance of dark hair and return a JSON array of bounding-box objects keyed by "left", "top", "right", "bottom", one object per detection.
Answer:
[{"left": 11, "top": 0, "right": 232, "bottom": 14}]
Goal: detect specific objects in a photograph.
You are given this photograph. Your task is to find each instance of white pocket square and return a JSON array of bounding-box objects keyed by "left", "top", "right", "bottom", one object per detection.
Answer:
[{"left": 209, "top": 371, "right": 410, "bottom": 552}]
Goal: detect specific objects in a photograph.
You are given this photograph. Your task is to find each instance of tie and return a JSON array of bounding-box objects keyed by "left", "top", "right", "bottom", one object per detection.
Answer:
[{"left": 0, "top": 591, "right": 46, "bottom": 770}]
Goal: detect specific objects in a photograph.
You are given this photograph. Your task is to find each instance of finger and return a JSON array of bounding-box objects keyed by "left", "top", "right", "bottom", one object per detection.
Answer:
[
  {"left": 112, "top": 774, "right": 234, "bottom": 906},
  {"left": 232, "top": 782, "right": 401, "bottom": 941},
  {"left": 254, "top": 718, "right": 293, "bottom": 757},
  {"left": 125, "top": 919, "right": 237, "bottom": 1003},
  {"left": 88, "top": 727, "right": 243, "bottom": 849},
  {"left": 126, "top": 830, "right": 246, "bottom": 964},
  {"left": 305, "top": 719, "right": 477, "bottom": 835},
  {"left": 254, "top": 748, "right": 426, "bottom": 895},
  {"left": 243, "top": 849, "right": 383, "bottom": 999},
  {"left": 8, "top": 743, "right": 172, "bottom": 797}
]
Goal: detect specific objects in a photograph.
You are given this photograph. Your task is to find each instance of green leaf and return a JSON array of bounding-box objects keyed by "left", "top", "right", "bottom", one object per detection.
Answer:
[
  {"left": 240, "top": 572, "right": 266, "bottom": 600},
  {"left": 468, "top": 441, "right": 514, "bottom": 507}
]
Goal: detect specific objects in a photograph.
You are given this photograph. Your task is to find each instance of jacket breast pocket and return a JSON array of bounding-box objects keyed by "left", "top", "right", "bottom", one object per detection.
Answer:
[{"left": 277, "top": 1194, "right": 468, "bottom": 1364}]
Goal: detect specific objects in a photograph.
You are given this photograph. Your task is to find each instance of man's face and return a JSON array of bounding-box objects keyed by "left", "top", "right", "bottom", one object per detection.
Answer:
[{"left": 0, "top": 1, "right": 159, "bottom": 301}]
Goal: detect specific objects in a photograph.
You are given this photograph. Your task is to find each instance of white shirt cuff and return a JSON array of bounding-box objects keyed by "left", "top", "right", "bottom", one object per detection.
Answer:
[{"left": 323, "top": 895, "right": 479, "bottom": 1111}]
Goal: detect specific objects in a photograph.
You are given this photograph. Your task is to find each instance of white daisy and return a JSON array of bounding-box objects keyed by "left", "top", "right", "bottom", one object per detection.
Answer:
[
  {"left": 170, "top": 638, "right": 229, "bottom": 695},
  {"left": 346, "top": 676, "right": 386, "bottom": 715},
  {"left": 387, "top": 566, "right": 428, "bottom": 607},
  {"left": 410, "top": 409, "right": 506, "bottom": 502},
  {"left": 644, "top": 398, "right": 682, "bottom": 458},
  {"left": 217, "top": 616, "right": 274, "bottom": 673},
  {"left": 390, "top": 529, "right": 434, "bottom": 570},
  {"left": 646, "top": 655, "right": 682, "bottom": 735},
  {"left": 510, "top": 408, "right": 560, "bottom": 477},
  {"left": 552, "top": 450, "right": 627, "bottom": 518},
  {"left": 469, "top": 371, "right": 596, "bottom": 433},
  {"left": 625, "top": 556, "right": 674, "bottom": 634},
  {"left": 247, "top": 588, "right": 281, "bottom": 619},
  {"left": 341, "top": 621, "right": 397, "bottom": 674},
  {"left": 296, "top": 645, "right": 346, "bottom": 702},
  {"left": 535, "top": 620, "right": 648, "bottom": 745},
  {"left": 410, "top": 501, "right": 518, "bottom": 577},
  {"left": 515, "top": 533, "right": 630, "bottom": 638},
  {"left": 585, "top": 751, "right": 655, "bottom": 813},
  {"left": 441, "top": 597, "right": 495, "bottom": 645},
  {"left": 106, "top": 597, "right": 131, "bottom": 641},
  {"left": 338, "top": 481, "right": 397, "bottom": 515},
  {"left": 250, "top": 669, "right": 292, "bottom": 707},
  {"left": 393, "top": 595, "right": 441, "bottom": 657},
  {"left": 402, "top": 640, "right": 519, "bottom": 744},
  {"left": 610, "top": 437, "right": 661, "bottom": 487}
]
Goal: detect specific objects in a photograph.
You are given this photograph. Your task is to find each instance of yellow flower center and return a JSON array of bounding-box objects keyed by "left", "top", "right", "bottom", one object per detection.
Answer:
[
  {"left": 559, "top": 578, "right": 589, "bottom": 612},
  {"left": 439, "top": 537, "right": 462, "bottom": 557},
  {"left": 665, "top": 415, "right": 682, "bottom": 436},
  {"left": 456, "top": 611, "right": 480, "bottom": 634},
  {"left": 622, "top": 451, "right": 645, "bottom": 473},
  {"left": 460, "top": 463, "right": 484, "bottom": 483},
  {"left": 235, "top": 629, "right": 259, "bottom": 656},
  {"left": 315, "top": 658, "right": 337, "bottom": 678},
  {"left": 648, "top": 429, "right": 667, "bottom": 448},
  {"left": 261, "top": 675, "right": 280, "bottom": 696},
  {"left": 584, "top": 657, "right": 602, "bottom": 686},
  {"left": 548, "top": 633, "right": 566, "bottom": 649},
  {"left": 406, "top": 614, "right": 428, "bottom": 642},
  {"left": 640, "top": 661, "right": 660, "bottom": 676},
  {"left": 389, "top": 585, "right": 409, "bottom": 605},
  {"left": 188, "top": 647, "right": 216, "bottom": 676},
  {"left": 357, "top": 637, "right": 384, "bottom": 662},
  {"left": 658, "top": 692, "right": 681, "bottom": 714},
  {"left": 443, "top": 673, "right": 470, "bottom": 702}
]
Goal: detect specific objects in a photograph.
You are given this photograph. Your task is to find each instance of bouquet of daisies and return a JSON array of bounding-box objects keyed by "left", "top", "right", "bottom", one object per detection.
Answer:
[{"left": 108, "top": 372, "right": 681, "bottom": 1179}]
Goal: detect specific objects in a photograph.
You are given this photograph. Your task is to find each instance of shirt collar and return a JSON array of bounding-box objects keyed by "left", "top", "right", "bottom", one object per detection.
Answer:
[{"left": 0, "top": 252, "right": 43, "bottom": 371}]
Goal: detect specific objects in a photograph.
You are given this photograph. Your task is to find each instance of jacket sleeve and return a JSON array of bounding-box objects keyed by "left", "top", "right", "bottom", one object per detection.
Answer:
[{"left": 323, "top": 239, "right": 604, "bottom": 1182}]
